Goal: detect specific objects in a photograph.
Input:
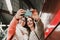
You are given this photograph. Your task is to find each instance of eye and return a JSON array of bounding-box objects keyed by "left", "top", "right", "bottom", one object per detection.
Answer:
[
  {"left": 22, "top": 19, "right": 25, "bottom": 22},
  {"left": 19, "top": 18, "right": 25, "bottom": 22},
  {"left": 27, "top": 20, "right": 33, "bottom": 22}
]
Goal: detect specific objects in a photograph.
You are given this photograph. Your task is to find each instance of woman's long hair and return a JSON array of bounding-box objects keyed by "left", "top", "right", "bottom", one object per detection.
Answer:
[
  {"left": 22, "top": 16, "right": 31, "bottom": 36},
  {"left": 26, "top": 16, "right": 35, "bottom": 35}
]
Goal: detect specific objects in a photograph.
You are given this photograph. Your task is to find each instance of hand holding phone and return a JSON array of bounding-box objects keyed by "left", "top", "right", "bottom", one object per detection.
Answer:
[{"left": 24, "top": 9, "right": 32, "bottom": 17}]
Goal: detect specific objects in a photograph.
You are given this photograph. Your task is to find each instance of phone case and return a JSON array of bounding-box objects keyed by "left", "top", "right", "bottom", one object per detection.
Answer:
[{"left": 24, "top": 9, "right": 32, "bottom": 17}]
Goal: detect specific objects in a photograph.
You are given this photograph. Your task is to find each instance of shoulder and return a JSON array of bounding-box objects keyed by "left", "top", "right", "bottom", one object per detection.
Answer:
[{"left": 23, "top": 28, "right": 28, "bottom": 34}]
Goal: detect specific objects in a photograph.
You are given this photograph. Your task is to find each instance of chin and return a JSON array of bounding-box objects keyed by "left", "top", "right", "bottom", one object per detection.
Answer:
[{"left": 29, "top": 25, "right": 32, "bottom": 28}]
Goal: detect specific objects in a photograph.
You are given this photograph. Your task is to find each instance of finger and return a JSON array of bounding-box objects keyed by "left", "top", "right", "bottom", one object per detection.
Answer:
[
  {"left": 17, "top": 9, "right": 25, "bottom": 13},
  {"left": 18, "top": 9, "right": 24, "bottom": 11},
  {"left": 18, "top": 16, "right": 23, "bottom": 19},
  {"left": 20, "top": 10, "right": 26, "bottom": 13},
  {"left": 16, "top": 9, "right": 26, "bottom": 15},
  {"left": 30, "top": 8, "right": 34, "bottom": 11},
  {"left": 15, "top": 15, "right": 23, "bottom": 19}
]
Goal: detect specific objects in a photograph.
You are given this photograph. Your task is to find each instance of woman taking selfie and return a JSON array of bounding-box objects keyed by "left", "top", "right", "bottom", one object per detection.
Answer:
[
  {"left": 26, "top": 9, "right": 44, "bottom": 40},
  {"left": 7, "top": 9, "right": 44, "bottom": 40},
  {"left": 7, "top": 9, "right": 29, "bottom": 40}
]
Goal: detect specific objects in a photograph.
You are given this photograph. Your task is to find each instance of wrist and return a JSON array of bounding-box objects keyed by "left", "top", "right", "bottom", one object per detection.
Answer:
[
  {"left": 14, "top": 16, "right": 19, "bottom": 21},
  {"left": 35, "top": 17, "right": 40, "bottom": 22},
  {"left": 36, "top": 17, "right": 40, "bottom": 20}
]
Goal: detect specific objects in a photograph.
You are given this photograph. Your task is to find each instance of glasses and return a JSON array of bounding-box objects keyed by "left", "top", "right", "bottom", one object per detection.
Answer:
[
  {"left": 27, "top": 19, "right": 33, "bottom": 22},
  {"left": 20, "top": 18, "right": 26, "bottom": 22},
  {"left": 27, "top": 18, "right": 33, "bottom": 22}
]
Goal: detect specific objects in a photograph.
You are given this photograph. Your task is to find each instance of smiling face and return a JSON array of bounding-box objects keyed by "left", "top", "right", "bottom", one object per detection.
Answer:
[
  {"left": 19, "top": 17, "right": 26, "bottom": 27},
  {"left": 27, "top": 17, "right": 34, "bottom": 28}
]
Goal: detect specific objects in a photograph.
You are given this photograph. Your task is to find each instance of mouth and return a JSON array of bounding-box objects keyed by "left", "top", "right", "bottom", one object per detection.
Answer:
[{"left": 28, "top": 23, "right": 32, "bottom": 26}]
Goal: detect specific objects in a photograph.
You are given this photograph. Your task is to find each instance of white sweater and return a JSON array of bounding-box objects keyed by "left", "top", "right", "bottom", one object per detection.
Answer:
[
  {"left": 12, "top": 24, "right": 28, "bottom": 40},
  {"left": 29, "top": 31, "right": 38, "bottom": 40}
]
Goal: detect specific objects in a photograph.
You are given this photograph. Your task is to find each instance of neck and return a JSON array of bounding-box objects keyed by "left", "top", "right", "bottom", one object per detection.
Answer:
[{"left": 30, "top": 26, "right": 35, "bottom": 31}]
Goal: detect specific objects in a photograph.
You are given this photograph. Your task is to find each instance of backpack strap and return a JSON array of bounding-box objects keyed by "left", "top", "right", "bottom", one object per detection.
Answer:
[{"left": 34, "top": 31, "right": 40, "bottom": 40}]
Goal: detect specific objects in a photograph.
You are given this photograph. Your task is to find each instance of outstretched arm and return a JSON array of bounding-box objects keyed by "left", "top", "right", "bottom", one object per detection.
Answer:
[
  {"left": 36, "top": 18, "right": 44, "bottom": 40},
  {"left": 7, "top": 17, "right": 18, "bottom": 40},
  {"left": 31, "top": 9, "right": 44, "bottom": 40},
  {"left": 7, "top": 9, "right": 26, "bottom": 40}
]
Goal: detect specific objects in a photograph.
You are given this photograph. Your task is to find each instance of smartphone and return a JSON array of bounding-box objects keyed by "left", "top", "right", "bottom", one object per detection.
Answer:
[{"left": 24, "top": 9, "right": 32, "bottom": 17}]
